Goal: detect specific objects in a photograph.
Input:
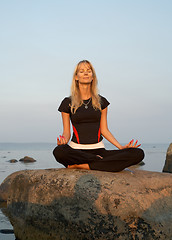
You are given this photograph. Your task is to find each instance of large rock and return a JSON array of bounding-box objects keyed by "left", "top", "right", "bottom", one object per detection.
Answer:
[
  {"left": 0, "top": 171, "right": 24, "bottom": 202},
  {"left": 163, "top": 143, "right": 172, "bottom": 173},
  {"left": 0, "top": 168, "right": 172, "bottom": 240}
]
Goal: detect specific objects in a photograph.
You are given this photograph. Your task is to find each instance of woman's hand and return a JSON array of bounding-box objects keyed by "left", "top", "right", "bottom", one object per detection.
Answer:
[
  {"left": 122, "top": 139, "right": 141, "bottom": 149},
  {"left": 57, "top": 135, "right": 67, "bottom": 145}
]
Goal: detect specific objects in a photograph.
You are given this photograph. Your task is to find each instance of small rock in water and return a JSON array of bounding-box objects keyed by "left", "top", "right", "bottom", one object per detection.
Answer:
[
  {"left": 0, "top": 229, "right": 14, "bottom": 234},
  {"left": 8, "top": 159, "right": 18, "bottom": 163},
  {"left": 19, "top": 156, "right": 36, "bottom": 162},
  {"left": 130, "top": 161, "right": 145, "bottom": 168},
  {"left": 138, "top": 160, "right": 145, "bottom": 166}
]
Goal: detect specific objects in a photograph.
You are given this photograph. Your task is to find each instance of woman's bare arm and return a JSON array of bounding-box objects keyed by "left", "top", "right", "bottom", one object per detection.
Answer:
[{"left": 57, "top": 112, "right": 71, "bottom": 145}]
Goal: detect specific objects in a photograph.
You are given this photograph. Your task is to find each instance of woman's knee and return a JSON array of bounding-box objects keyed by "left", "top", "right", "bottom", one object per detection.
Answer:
[
  {"left": 138, "top": 148, "right": 145, "bottom": 161},
  {"left": 131, "top": 148, "right": 145, "bottom": 164},
  {"left": 53, "top": 144, "right": 69, "bottom": 161}
]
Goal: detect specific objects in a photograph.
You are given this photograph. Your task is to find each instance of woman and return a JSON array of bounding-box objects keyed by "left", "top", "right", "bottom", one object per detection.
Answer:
[{"left": 53, "top": 60, "right": 144, "bottom": 172}]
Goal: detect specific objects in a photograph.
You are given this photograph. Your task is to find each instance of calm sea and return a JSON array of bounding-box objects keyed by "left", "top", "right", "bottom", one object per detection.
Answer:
[{"left": 0, "top": 142, "right": 170, "bottom": 240}]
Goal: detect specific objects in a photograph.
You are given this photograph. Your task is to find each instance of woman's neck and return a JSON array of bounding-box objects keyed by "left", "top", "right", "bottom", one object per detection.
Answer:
[{"left": 79, "top": 83, "right": 92, "bottom": 100}]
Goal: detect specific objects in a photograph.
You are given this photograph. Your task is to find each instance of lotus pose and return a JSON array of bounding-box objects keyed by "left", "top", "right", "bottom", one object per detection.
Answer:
[{"left": 53, "top": 60, "right": 144, "bottom": 172}]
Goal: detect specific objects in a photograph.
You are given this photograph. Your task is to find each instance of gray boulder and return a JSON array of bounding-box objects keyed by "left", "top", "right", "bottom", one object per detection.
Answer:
[
  {"left": 163, "top": 143, "right": 172, "bottom": 173},
  {"left": 1, "top": 168, "right": 172, "bottom": 240}
]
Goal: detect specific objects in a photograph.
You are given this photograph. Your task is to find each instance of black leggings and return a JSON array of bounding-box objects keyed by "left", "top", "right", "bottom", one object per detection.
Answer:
[{"left": 53, "top": 144, "right": 144, "bottom": 172}]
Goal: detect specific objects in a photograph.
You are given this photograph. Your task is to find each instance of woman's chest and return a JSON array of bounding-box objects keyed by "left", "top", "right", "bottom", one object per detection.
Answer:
[{"left": 70, "top": 106, "right": 101, "bottom": 124}]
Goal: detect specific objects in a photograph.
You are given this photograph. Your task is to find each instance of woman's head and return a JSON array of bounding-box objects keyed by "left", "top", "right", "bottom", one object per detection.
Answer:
[
  {"left": 71, "top": 60, "right": 101, "bottom": 113},
  {"left": 72, "top": 60, "right": 97, "bottom": 92},
  {"left": 74, "top": 60, "right": 95, "bottom": 83}
]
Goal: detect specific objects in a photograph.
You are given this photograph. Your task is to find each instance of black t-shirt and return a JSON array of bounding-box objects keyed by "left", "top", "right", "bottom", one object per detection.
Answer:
[{"left": 58, "top": 95, "right": 110, "bottom": 144}]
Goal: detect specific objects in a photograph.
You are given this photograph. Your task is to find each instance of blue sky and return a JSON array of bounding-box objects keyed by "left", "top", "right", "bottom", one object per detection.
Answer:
[{"left": 0, "top": 0, "right": 172, "bottom": 144}]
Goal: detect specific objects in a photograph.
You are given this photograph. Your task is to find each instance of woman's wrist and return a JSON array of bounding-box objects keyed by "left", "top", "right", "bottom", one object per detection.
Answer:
[
  {"left": 113, "top": 142, "right": 123, "bottom": 150},
  {"left": 118, "top": 145, "right": 123, "bottom": 150}
]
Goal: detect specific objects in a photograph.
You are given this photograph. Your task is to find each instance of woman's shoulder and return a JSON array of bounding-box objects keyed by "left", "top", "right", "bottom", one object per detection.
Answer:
[
  {"left": 98, "top": 94, "right": 110, "bottom": 103},
  {"left": 98, "top": 94, "right": 110, "bottom": 109},
  {"left": 58, "top": 96, "right": 71, "bottom": 113},
  {"left": 98, "top": 94, "right": 108, "bottom": 101},
  {"left": 61, "top": 96, "right": 71, "bottom": 103}
]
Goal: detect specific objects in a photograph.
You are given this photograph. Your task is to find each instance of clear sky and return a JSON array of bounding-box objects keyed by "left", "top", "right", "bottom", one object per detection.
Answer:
[{"left": 0, "top": 0, "right": 172, "bottom": 144}]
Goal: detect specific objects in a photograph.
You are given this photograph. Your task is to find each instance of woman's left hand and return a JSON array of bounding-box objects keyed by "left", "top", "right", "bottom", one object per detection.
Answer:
[{"left": 122, "top": 139, "right": 141, "bottom": 149}]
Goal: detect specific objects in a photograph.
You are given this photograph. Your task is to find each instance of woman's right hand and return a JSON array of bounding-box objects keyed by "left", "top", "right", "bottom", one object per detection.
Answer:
[{"left": 57, "top": 135, "right": 67, "bottom": 145}]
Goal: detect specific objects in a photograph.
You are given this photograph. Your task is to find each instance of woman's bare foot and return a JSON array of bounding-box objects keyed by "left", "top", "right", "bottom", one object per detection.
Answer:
[
  {"left": 96, "top": 155, "right": 103, "bottom": 159},
  {"left": 67, "top": 164, "right": 90, "bottom": 170}
]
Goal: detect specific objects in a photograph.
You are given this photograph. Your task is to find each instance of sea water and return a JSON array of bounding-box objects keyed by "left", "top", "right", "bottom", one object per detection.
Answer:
[{"left": 0, "top": 142, "right": 170, "bottom": 240}]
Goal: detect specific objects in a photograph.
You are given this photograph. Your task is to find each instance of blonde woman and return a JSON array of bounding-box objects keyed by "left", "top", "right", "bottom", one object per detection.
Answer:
[{"left": 53, "top": 60, "right": 144, "bottom": 172}]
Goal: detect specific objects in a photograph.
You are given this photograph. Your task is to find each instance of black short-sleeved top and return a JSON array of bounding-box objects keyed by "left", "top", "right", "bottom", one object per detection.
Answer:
[{"left": 58, "top": 95, "right": 110, "bottom": 144}]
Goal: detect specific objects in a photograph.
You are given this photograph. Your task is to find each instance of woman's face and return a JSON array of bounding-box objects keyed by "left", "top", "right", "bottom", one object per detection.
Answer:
[{"left": 75, "top": 63, "right": 93, "bottom": 84}]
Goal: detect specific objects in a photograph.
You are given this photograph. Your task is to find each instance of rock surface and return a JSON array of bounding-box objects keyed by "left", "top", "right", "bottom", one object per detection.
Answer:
[
  {"left": 0, "top": 168, "right": 172, "bottom": 240},
  {"left": 0, "top": 171, "right": 23, "bottom": 202},
  {"left": 163, "top": 143, "right": 172, "bottom": 173}
]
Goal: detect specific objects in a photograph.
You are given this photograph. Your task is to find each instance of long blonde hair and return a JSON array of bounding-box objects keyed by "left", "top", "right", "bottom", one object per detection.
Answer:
[{"left": 70, "top": 60, "right": 101, "bottom": 114}]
